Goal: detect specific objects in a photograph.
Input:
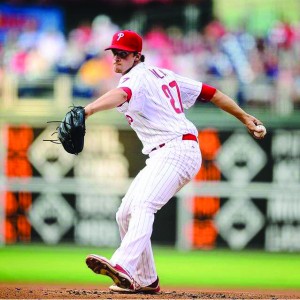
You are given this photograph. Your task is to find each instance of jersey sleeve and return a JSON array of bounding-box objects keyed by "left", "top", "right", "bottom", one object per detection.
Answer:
[
  {"left": 174, "top": 74, "right": 203, "bottom": 109},
  {"left": 117, "top": 74, "right": 141, "bottom": 103}
]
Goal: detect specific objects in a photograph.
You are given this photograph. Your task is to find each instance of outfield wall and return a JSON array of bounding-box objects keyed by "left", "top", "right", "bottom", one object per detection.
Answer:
[{"left": 0, "top": 124, "right": 299, "bottom": 252}]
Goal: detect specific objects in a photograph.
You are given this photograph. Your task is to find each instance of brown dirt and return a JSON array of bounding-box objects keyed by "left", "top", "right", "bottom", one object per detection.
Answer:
[{"left": 0, "top": 283, "right": 300, "bottom": 299}]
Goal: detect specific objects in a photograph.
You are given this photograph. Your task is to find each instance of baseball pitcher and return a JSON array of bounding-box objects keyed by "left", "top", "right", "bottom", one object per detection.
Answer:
[{"left": 84, "top": 30, "right": 266, "bottom": 294}]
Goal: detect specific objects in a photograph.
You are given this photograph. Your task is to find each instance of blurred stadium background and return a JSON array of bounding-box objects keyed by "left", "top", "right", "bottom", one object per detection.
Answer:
[{"left": 0, "top": 0, "right": 300, "bottom": 290}]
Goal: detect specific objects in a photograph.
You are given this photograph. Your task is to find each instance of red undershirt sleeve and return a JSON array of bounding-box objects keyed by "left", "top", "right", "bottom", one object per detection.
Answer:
[
  {"left": 120, "top": 87, "right": 132, "bottom": 102},
  {"left": 197, "top": 84, "right": 216, "bottom": 102}
]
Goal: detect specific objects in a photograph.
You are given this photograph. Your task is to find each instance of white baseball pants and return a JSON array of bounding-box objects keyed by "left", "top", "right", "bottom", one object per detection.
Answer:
[{"left": 110, "top": 139, "right": 201, "bottom": 286}]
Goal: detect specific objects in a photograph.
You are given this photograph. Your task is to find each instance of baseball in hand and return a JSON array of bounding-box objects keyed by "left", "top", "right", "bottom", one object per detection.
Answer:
[{"left": 254, "top": 125, "right": 267, "bottom": 138}]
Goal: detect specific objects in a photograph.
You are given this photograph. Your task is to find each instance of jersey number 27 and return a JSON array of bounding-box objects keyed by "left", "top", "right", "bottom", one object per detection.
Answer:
[{"left": 162, "top": 80, "right": 183, "bottom": 114}]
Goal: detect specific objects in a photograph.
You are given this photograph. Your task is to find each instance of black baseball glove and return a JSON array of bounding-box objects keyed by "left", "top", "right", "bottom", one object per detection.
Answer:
[
  {"left": 44, "top": 106, "right": 86, "bottom": 155},
  {"left": 58, "top": 106, "right": 86, "bottom": 155}
]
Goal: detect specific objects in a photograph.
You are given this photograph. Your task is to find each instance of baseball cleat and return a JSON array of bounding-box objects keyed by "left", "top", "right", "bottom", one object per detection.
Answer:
[
  {"left": 86, "top": 254, "right": 134, "bottom": 289},
  {"left": 109, "top": 277, "right": 160, "bottom": 294}
]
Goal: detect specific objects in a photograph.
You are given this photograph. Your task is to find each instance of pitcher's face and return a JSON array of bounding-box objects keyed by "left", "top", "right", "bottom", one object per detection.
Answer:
[{"left": 111, "top": 50, "right": 140, "bottom": 75}]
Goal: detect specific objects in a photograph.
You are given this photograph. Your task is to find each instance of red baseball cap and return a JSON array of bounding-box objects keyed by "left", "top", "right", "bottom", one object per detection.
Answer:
[{"left": 105, "top": 30, "right": 143, "bottom": 52}]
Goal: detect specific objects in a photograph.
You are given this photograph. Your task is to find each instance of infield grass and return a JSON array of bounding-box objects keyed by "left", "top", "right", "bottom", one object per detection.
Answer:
[{"left": 0, "top": 244, "right": 299, "bottom": 290}]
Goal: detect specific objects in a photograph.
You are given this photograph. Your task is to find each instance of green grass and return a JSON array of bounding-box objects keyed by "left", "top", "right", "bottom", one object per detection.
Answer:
[{"left": 0, "top": 244, "right": 300, "bottom": 290}]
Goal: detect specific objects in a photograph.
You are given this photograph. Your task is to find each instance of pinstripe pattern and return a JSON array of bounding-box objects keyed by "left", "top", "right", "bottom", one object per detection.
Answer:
[
  {"left": 109, "top": 62, "right": 204, "bottom": 287},
  {"left": 110, "top": 140, "right": 201, "bottom": 286},
  {"left": 116, "top": 63, "right": 203, "bottom": 154}
]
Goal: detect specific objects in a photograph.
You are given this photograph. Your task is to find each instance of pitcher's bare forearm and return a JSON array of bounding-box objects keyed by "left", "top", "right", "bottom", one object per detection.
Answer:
[
  {"left": 84, "top": 88, "right": 128, "bottom": 118},
  {"left": 210, "top": 90, "right": 262, "bottom": 131}
]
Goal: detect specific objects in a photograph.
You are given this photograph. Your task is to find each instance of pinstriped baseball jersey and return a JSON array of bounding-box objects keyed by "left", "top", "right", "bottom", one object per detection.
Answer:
[{"left": 116, "top": 63, "right": 203, "bottom": 154}]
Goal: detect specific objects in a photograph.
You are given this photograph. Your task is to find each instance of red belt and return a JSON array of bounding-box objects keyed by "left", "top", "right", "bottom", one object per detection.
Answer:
[{"left": 151, "top": 134, "right": 198, "bottom": 152}]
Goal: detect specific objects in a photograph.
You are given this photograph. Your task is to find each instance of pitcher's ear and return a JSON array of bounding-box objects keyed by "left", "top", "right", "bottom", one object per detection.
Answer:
[{"left": 134, "top": 52, "right": 141, "bottom": 61}]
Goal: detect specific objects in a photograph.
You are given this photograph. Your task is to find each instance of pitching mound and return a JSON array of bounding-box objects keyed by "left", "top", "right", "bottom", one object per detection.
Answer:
[{"left": 1, "top": 283, "right": 300, "bottom": 299}]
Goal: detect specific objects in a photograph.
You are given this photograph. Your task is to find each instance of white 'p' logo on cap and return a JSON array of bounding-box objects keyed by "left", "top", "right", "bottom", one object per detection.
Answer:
[{"left": 117, "top": 33, "right": 125, "bottom": 41}]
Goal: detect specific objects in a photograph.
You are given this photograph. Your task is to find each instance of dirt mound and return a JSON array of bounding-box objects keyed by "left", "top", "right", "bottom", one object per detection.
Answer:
[{"left": 1, "top": 283, "right": 299, "bottom": 299}]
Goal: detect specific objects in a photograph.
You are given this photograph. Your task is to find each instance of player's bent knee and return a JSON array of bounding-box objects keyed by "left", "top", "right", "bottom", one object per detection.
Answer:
[{"left": 131, "top": 205, "right": 157, "bottom": 215}]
